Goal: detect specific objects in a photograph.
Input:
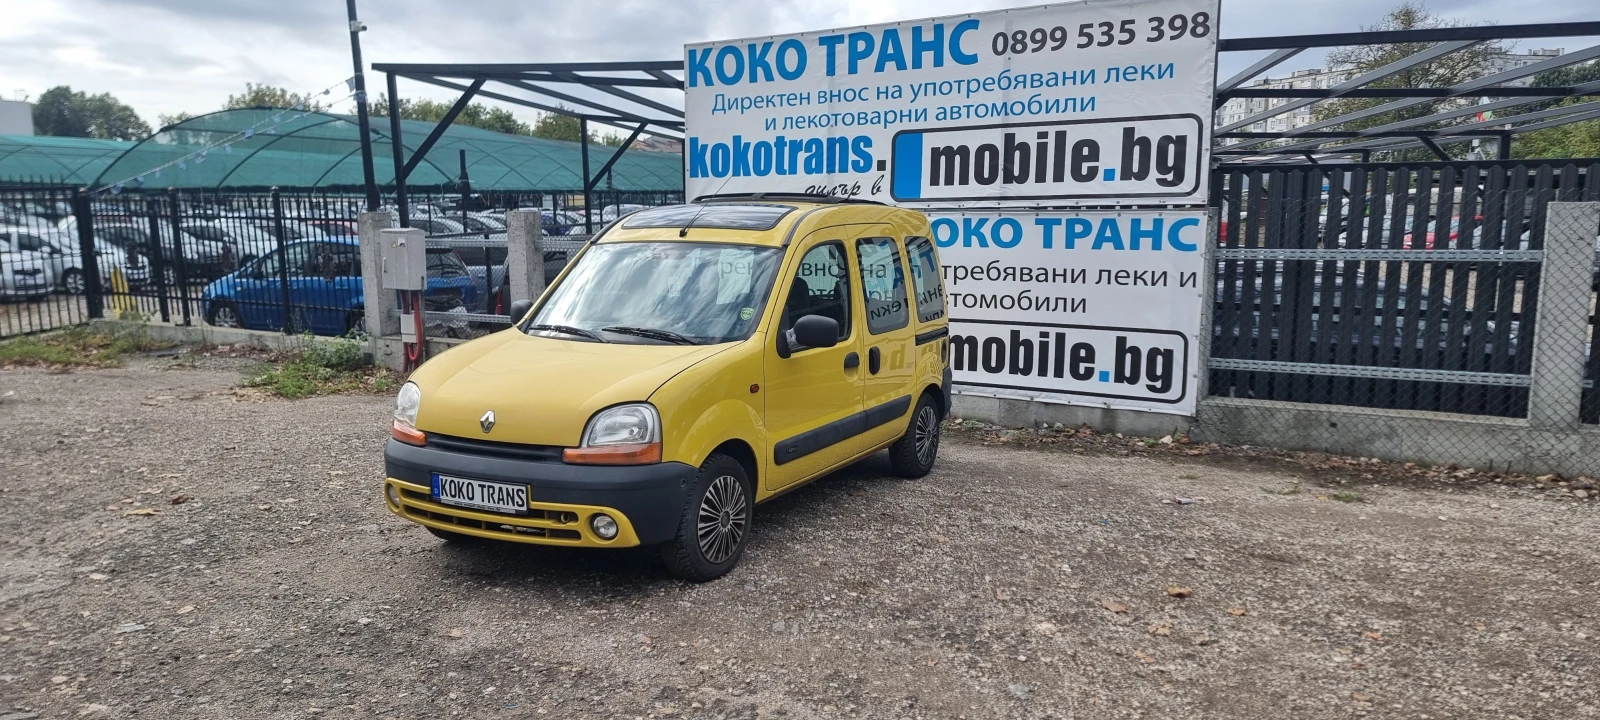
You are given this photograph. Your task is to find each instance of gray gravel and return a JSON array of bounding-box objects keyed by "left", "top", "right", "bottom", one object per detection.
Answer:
[{"left": 2, "top": 356, "right": 1598, "bottom": 719}]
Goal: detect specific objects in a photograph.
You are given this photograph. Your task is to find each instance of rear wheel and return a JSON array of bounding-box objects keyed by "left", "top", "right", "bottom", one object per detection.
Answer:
[
  {"left": 659, "top": 453, "right": 752, "bottom": 582},
  {"left": 888, "top": 394, "right": 941, "bottom": 478}
]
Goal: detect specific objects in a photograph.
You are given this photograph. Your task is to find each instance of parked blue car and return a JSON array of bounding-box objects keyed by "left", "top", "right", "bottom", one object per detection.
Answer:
[{"left": 201, "top": 237, "right": 479, "bottom": 336}]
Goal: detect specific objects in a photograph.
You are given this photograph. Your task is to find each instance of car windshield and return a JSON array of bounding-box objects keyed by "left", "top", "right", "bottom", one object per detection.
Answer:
[{"left": 528, "top": 242, "right": 783, "bottom": 345}]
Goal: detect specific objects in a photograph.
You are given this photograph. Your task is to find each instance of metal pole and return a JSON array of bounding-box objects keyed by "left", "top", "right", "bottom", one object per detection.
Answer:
[
  {"left": 580, "top": 117, "right": 593, "bottom": 234},
  {"left": 146, "top": 198, "right": 170, "bottom": 323},
  {"left": 345, "top": 0, "right": 380, "bottom": 212},
  {"left": 271, "top": 188, "right": 294, "bottom": 334},
  {"left": 386, "top": 73, "right": 410, "bottom": 228},
  {"left": 1498, "top": 131, "right": 1513, "bottom": 160},
  {"left": 71, "top": 188, "right": 103, "bottom": 319},
  {"left": 165, "top": 188, "right": 192, "bottom": 326}
]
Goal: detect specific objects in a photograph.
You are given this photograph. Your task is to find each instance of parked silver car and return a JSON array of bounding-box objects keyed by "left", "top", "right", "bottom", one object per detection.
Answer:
[{"left": 0, "top": 238, "right": 57, "bottom": 299}]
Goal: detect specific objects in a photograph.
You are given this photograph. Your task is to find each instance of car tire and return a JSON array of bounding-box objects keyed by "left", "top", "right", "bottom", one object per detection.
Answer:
[
  {"left": 888, "top": 394, "right": 941, "bottom": 479},
  {"left": 207, "top": 301, "right": 242, "bottom": 328},
  {"left": 659, "top": 453, "right": 752, "bottom": 582},
  {"left": 61, "top": 269, "right": 85, "bottom": 295},
  {"left": 426, "top": 526, "right": 485, "bottom": 544}
]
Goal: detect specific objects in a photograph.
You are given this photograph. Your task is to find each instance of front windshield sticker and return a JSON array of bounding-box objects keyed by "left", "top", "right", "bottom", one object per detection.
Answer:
[{"left": 740, "top": 307, "right": 754, "bottom": 321}]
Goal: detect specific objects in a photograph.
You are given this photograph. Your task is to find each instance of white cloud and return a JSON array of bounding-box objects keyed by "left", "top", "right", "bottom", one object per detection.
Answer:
[{"left": 0, "top": 0, "right": 1592, "bottom": 128}]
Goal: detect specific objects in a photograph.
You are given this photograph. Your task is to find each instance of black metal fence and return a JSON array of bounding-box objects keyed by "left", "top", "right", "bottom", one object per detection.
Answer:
[
  {"left": 1208, "top": 160, "right": 1600, "bottom": 424},
  {"left": 0, "top": 185, "right": 679, "bottom": 340}
]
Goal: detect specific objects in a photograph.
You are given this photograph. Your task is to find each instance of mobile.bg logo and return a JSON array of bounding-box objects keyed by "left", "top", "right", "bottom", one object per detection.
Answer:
[
  {"left": 950, "top": 320, "right": 1188, "bottom": 404},
  {"left": 891, "top": 115, "right": 1203, "bottom": 203}
]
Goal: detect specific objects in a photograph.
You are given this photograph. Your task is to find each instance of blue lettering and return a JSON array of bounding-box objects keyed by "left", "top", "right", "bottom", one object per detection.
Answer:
[
  {"left": 715, "top": 45, "right": 744, "bottom": 86},
  {"left": 776, "top": 39, "right": 807, "bottom": 80},
  {"left": 1092, "top": 218, "right": 1124, "bottom": 250},
  {"left": 847, "top": 31, "right": 875, "bottom": 75},
  {"left": 876, "top": 28, "right": 907, "bottom": 73},
  {"left": 949, "top": 19, "right": 980, "bottom": 65},
  {"left": 1168, "top": 217, "right": 1200, "bottom": 251},
  {"left": 818, "top": 35, "right": 846, "bottom": 77},
  {"left": 911, "top": 24, "right": 944, "bottom": 69},
  {"left": 687, "top": 48, "right": 714, "bottom": 88},
  {"left": 748, "top": 42, "right": 775, "bottom": 83}
]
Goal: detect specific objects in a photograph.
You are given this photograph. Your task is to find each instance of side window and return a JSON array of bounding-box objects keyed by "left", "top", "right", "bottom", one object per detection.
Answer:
[
  {"left": 304, "top": 244, "right": 360, "bottom": 279},
  {"left": 783, "top": 242, "right": 851, "bottom": 344},
  {"left": 855, "top": 237, "right": 909, "bottom": 334},
  {"left": 906, "top": 237, "right": 946, "bottom": 323},
  {"left": 281, "top": 244, "right": 316, "bottom": 277}
]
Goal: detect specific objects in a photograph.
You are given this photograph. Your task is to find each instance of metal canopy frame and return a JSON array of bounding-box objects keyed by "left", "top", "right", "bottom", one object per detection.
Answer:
[
  {"left": 1214, "top": 21, "right": 1600, "bottom": 165},
  {"left": 362, "top": 21, "right": 1600, "bottom": 212},
  {"left": 366, "top": 61, "right": 686, "bottom": 231}
]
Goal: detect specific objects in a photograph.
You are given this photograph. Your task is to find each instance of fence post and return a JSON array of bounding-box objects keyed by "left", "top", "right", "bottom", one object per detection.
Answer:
[
  {"left": 146, "top": 197, "right": 171, "bottom": 323},
  {"left": 504, "top": 209, "right": 545, "bottom": 314},
  {"left": 1194, "top": 208, "right": 1220, "bottom": 405},
  {"left": 270, "top": 188, "right": 294, "bottom": 334},
  {"left": 71, "top": 189, "right": 104, "bottom": 319},
  {"left": 1527, "top": 201, "right": 1600, "bottom": 429},
  {"left": 357, "top": 210, "right": 397, "bottom": 340},
  {"left": 165, "top": 188, "right": 192, "bottom": 326}
]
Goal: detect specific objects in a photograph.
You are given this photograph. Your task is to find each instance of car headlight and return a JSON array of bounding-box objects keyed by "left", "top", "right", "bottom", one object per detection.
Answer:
[
  {"left": 563, "top": 403, "right": 661, "bottom": 465},
  {"left": 391, "top": 382, "right": 425, "bottom": 445}
]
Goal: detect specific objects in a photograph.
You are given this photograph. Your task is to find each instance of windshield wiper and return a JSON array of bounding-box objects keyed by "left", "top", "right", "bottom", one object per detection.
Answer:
[
  {"left": 527, "top": 323, "right": 607, "bottom": 342},
  {"left": 600, "top": 326, "right": 699, "bottom": 345}
]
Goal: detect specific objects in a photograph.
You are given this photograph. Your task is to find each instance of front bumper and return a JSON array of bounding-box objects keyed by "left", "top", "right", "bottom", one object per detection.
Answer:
[{"left": 383, "top": 438, "right": 695, "bottom": 547}]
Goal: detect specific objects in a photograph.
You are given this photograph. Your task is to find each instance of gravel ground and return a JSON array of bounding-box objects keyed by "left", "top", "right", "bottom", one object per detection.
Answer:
[{"left": 2, "top": 356, "right": 1599, "bottom": 720}]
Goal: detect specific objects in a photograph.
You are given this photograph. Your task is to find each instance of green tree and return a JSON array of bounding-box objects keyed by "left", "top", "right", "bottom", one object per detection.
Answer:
[
  {"left": 32, "top": 86, "right": 151, "bottom": 141},
  {"left": 1308, "top": 2, "right": 1506, "bottom": 161},
  {"left": 370, "top": 94, "right": 532, "bottom": 135},
  {"left": 157, "top": 111, "right": 195, "bottom": 128},
  {"left": 224, "top": 83, "right": 327, "bottom": 111},
  {"left": 1508, "top": 60, "right": 1600, "bottom": 158},
  {"left": 530, "top": 108, "right": 624, "bottom": 146}
]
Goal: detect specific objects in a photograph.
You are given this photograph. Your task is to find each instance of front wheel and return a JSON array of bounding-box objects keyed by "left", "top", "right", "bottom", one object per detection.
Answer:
[
  {"left": 888, "top": 394, "right": 941, "bottom": 478},
  {"left": 61, "top": 269, "right": 85, "bottom": 295},
  {"left": 207, "top": 301, "right": 241, "bottom": 328},
  {"left": 659, "top": 453, "right": 752, "bottom": 582}
]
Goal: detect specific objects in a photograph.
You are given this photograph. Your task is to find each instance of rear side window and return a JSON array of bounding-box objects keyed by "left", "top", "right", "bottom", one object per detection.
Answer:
[
  {"left": 855, "top": 237, "right": 909, "bottom": 334},
  {"left": 906, "top": 237, "right": 945, "bottom": 323}
]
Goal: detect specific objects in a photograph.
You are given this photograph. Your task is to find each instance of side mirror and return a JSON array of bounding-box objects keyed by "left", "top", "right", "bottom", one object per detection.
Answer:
[
  {"left": 508, "top": 298, "right": 534, "bottom": 322},
  {"left": 786, "top": 314, "right": 840, "bottom": 355}
]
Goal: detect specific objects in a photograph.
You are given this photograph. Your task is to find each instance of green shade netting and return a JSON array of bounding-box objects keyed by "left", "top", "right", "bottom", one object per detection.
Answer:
[
  {"left": 91, "top": 108, "right": 682, "bottom": 192},
  {"left": 0, "top": 134, "right": 135, "bottom": 185}
]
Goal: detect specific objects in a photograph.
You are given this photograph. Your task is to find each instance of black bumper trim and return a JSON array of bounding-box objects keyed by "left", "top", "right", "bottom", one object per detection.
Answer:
[{"left": 384, "top": 439, "right": 695, "bottom": 545}]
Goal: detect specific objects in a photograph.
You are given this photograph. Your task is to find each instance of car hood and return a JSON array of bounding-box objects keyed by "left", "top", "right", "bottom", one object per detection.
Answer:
[{"left": 409, "top": 329, "right": 731, "bottom": 446}]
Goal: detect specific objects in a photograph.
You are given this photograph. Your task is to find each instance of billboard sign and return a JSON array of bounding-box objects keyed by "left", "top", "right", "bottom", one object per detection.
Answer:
[{"left": 684, "top": 0, "right": 1220, "bottom": 207}]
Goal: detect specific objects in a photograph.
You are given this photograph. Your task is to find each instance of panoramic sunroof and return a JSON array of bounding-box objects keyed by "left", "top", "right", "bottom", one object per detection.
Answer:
[{"left": 623, "top": 203, "right": 796, "bottom": 231}]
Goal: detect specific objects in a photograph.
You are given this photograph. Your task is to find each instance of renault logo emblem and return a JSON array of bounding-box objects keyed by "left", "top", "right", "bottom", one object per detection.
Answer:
[{"left": 479, "top": 410, "right": 496, "bottom": 434}]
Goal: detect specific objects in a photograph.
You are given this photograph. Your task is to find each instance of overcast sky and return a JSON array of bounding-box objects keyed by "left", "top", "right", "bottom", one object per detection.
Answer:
[{"left": 1, "top": 0, "right": 1593, "bottom": 129}]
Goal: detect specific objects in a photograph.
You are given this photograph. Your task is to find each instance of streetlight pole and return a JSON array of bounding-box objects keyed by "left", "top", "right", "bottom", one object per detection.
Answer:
[{"left": 346, "top": 0, "right": 379, "bottom": 212}]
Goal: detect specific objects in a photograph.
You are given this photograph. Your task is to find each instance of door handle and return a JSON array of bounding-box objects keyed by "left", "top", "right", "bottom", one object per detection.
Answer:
[
  {"left": 843, "top": 352, "right": 860, "bottom": 370},
  {"left": 868, "top": 347, "right": 881, "bottom": 375}
]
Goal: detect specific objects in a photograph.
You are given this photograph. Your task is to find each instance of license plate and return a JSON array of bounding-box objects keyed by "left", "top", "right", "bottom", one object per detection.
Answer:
[{"left": 430, "top": 473, "right": 529, "bottom": 515}]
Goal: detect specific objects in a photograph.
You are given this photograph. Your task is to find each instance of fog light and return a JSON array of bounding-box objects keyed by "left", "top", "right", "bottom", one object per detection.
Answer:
[
  {"left": 590, "top": 514, "right": 619, "bottom": 540},
  {"left": 385, "top": 484, "right": 401, "bottom": 507}
]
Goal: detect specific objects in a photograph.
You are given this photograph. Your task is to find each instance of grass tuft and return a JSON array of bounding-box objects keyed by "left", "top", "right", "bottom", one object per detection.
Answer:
[
  {"left": 247, "top": 334, "right": 395, "bottom": 399},
  {"left": 0, "top": 325, "right": 170, "bottom": 368}
]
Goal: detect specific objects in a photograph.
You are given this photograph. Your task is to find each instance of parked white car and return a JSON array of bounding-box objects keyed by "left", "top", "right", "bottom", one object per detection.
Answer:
[{"left": 0, "top": 238, "right": 57, "bottom": 299}]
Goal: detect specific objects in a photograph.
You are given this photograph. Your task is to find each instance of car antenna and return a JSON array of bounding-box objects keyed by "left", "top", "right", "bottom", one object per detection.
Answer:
[{"left": 680, "top": 175, "right": 734, "bottom": 237}]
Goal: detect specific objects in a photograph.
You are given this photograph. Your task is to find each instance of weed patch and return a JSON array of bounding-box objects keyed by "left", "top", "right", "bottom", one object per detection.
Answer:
[{"left": 0, "top": 325, "right": 170, "bottom": 368}]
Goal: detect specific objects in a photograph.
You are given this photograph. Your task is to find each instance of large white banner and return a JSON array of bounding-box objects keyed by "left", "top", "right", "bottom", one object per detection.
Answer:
[
  {"left": 934, "top": 209, "right": 1209, "bottom": 414},
  {"left": 684, "top": 0, "right": 1219, "bottom": 207}
]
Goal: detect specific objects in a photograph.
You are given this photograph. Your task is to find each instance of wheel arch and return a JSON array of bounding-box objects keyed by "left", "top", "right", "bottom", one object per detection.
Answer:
[{"left": 709, "top": 438, "right": 759, "bottom": 490}]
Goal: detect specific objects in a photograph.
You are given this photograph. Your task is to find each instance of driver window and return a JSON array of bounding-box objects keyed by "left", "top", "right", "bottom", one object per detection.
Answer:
[
  {"left": 783, "top": 242, "right": 851, "bottom": 342},
  {"left": 253, "top": 250, "right": 281, "bottom": 278}
]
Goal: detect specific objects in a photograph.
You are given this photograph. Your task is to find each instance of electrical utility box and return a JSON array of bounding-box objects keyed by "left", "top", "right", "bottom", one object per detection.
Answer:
[{"left": 380, "top": 227, "right": 427, "bottom": 291}]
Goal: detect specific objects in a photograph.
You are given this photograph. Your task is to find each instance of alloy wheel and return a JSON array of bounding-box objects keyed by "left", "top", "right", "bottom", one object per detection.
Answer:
[
  {"left": 914, "top": 405, "right": 940, "bottom": 468},
  {"left": 696, "top": 474, "right": 748, "bottom": 565},
  {"left": 212, "top": 305, "right": 241, "bottom": 328}
]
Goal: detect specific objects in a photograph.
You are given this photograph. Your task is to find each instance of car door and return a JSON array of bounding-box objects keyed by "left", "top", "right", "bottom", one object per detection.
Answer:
[
  {"left": 291, "top": 242, "right": 361, "bottom": 335},
  {"left": 762, "top": 237, "right": 865, "bottom": 492},
  {"left": 852, "top": 232, "right": 919, "bottom": 450},
  {"left": 233, "top": 248, "right": 290, "bottom": 330}
]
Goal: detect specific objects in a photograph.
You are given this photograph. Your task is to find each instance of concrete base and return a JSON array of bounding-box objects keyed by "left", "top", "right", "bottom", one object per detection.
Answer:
[
  {"left": 952, "top": 391, "right": 1192, "bottom": 438},
  {"left": 1194, "top": 396, "right": 1600, "bottom": 477},
  {"left": 89, "top": 320, "right": 470, "bottom": 373}
]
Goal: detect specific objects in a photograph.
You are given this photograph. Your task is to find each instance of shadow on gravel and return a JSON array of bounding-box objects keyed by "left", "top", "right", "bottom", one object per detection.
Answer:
[{"left": 399, "top": 451, "right": 911, "bottom": 590}]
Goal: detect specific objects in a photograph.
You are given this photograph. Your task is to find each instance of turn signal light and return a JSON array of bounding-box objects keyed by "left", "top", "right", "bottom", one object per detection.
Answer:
[
  {"left": 391, "top": 419, "right": 427, "bottom": 446},
  {"left": 562, "top": 442, "right": 662, "bottom": 466}
]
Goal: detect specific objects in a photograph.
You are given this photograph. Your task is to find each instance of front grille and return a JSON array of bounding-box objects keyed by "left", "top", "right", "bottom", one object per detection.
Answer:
[
  {"left": 426, "top": 433, "right": 564, "bottom": 463},
  {"left": 396, "top": 486, "right": 583, "bottom": 541}
]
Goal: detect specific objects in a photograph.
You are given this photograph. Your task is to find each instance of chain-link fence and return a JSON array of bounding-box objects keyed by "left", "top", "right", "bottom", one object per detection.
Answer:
[{"left": 1193, "top": 161, "right": 1600, "bottom": 477}]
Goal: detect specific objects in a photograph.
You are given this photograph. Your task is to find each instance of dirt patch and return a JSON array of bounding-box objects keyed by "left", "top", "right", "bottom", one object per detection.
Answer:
[{"left": 2, "top": 358, "right": 1598, "bottom": 719}]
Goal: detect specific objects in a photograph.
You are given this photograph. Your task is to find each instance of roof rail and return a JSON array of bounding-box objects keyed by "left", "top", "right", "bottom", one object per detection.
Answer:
[{"left": 691, "top": 192, "right": 887, "bottom": 206}]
